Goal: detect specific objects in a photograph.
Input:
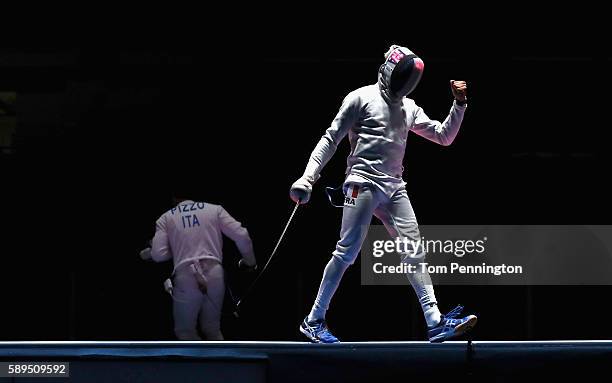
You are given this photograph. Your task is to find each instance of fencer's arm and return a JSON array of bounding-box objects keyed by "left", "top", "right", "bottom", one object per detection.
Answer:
[
  {"left": 301, "top": 92, "right": 360, "bottom": 183},
  {"left": 410, "top": 100, "right": 466, "bottom": 146},
  {"left": 411, "top": 80, "right": 468, "bottom": 146},
  {"left": 218, "top": 206, "right": 256, "bottom": 267},
  {"left": 151, "top": 215, "right": 173, "bottom": 262}
]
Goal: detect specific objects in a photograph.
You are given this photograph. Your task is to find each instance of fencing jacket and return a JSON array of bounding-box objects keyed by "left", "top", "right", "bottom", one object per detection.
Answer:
[
  {"left": 302, "top": 69, "right": 466, "bottom": 197},
  {"left": 151, "top": 200, "right": 255, "bottom": 273}
]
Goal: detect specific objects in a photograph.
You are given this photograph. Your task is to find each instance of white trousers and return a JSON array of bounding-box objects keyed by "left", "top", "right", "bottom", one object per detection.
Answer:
[
  {"left": 172, "top": 261, "right": 225, "bottom": 340},
  {"left": 311, "top": 181, "right": 437, "bottom": 318}
]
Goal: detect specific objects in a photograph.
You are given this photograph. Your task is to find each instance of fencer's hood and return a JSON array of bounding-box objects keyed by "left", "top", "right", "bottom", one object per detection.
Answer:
[{"left": 378, "top": 45, "right": 424, "bottom": 103}]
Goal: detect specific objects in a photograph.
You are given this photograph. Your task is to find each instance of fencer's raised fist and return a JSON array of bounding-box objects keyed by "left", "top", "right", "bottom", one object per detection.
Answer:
[
  {"left": 290, "top": 177, "right": 313, "bottom": 204},
  {"left": 450, "top": 80, "right": 467, "bottom": 102}
]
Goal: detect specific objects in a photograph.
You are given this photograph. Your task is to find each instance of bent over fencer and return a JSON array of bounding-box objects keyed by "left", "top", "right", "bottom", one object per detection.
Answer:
[{"left": 141, "top": 196, "right": 256, "bottom": 340}]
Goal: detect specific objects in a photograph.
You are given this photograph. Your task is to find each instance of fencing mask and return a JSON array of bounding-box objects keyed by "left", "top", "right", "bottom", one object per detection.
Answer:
[{"left": 378, "top": 45, "right": 424, "bottom": 101}]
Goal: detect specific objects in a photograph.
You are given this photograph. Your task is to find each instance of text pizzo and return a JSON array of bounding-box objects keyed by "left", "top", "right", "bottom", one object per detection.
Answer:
[
  {"left": 171, "top": 202, "right": 205, "bottom": 229},
  {"left": 170, "top": 202, "right": 206, "bottom": 214}
]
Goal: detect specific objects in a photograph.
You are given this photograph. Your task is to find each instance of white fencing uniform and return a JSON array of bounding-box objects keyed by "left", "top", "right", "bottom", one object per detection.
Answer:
[
  {"left": 151, "top": 200, "right": 255, "bottom": 340},
  {"left": 299, "top": 46, "right": 467, "bottom": 326}
]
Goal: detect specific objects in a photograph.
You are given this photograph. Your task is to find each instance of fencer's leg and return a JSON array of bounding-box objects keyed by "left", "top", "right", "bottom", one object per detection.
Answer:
[
  {"left": 172, "top": 273, "right": 203, "bottom": 340},
  {"left": 199, "top": 263, "right": 225, "bottom": 341},
  {"left": 308, "top": 183, "right": 380, "bottom": 322},
  {"left": 374, "top": 188, "right": 441, "bottom": 328}
]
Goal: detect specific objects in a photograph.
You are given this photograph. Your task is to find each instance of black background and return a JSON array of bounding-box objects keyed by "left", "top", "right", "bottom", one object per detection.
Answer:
[{"left": 1, "top": 6, "right": 610, "bottom": 341}]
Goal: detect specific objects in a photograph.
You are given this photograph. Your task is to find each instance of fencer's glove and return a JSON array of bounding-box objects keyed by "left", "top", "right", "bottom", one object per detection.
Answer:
[
  {"left": 290, "top": 177, "right": 313, "bottom": 204},
  {"left": 238, "top": 258, "right": 258, "bottom": 272},
  {"left": 450, "top": 80, "right": 468, "bottom": 104},
  {"left": 139, "top": 247, "right": 153, "bottom": 261}
]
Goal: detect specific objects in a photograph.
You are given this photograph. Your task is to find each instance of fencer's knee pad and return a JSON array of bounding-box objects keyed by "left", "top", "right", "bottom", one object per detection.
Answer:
[
  {"left": 333, "top": 230, "right": 369, "bottom": 266},
  {"left": 400, "top": 249, "right": 426, "bottom": 264},
  {"left": 399, "top": 237, "right": 426, "bottom": 265},
  {"left": 395, "top": 222, "right": 424, "bottom": 264},
  {"left": 331, "top": 252, "right": 356, "bottom": 268}
]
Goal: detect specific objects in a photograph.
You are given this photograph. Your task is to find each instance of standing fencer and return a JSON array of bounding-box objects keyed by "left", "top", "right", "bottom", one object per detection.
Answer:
[
  {"left": 141, "top": 194, "right": 257, "bottom": 340},
  {"left": 290, "top": 45, "right": 477, "bottom": 343}
]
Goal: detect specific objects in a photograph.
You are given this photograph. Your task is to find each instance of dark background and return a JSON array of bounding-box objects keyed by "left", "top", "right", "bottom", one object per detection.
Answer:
[{"left": 1, "top": 7, "right": 610, "bottom": 341}]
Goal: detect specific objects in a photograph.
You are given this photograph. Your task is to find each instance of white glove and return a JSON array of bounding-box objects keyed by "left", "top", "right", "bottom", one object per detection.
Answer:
[
  {"left": 139, "top": 247, "right": 152, "bottom": 260},
  {"left": 290, "top": 177, "right": 313, "bottom": 204}
]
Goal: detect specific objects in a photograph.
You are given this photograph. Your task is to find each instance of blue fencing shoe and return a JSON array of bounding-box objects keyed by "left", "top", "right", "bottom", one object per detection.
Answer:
[
  {"left": 300, "top": 317, "right": 340, "bottom": 343},
  {"left": 428, "top": 305, "right": 477, "bottom": 343}
]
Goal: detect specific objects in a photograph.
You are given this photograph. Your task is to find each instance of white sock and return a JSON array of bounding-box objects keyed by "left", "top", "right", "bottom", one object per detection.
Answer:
[
  {"left": 404, "top": 263, "right": 441, "bottom": 327},
  {"left": 424, "top": 303, "right": 442, "bottom": 328}
]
